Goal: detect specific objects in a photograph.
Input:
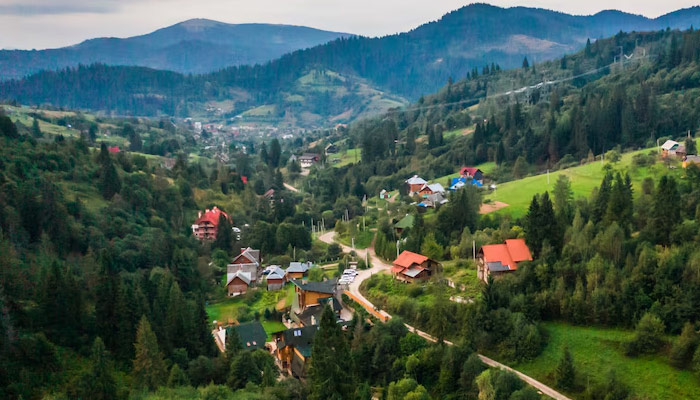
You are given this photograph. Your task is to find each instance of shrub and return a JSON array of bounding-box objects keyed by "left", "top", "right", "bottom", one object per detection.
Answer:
[{"left": 625, "top": 313, "right": 666, "bottom": 356}]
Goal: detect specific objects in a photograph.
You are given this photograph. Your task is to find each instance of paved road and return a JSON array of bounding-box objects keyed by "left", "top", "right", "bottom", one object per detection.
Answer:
[{"left": 319, "top": 230, "right": 572, "bottom": 400}]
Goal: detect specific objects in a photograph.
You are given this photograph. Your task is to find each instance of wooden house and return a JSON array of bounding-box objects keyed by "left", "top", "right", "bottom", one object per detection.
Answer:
[
  {"left": 266, "top": 265, "right": 287, "bottom": 291},
  {"left": 477, "top": 239, "right": 533, "bottom": 282},
  {"left": 405, "top": 175, "right": 427, "bottom": 194},
  {"left": 227, "top": 247, "right": 261, "bottom": 283},
  {"left": 226, "top": 270, "right": 252, "bottom": 296},
  {"left": 286, "top": 262, "right": 312, "bottom": 280},
  {"left": 290, "top": 279, "right": 336, "bottom": 312},
  {"left": 391, "top": 251, "right": 440, "bottom": 283},
  {"left": 273, "top": 326, "right": 318, "bottom": 378}
]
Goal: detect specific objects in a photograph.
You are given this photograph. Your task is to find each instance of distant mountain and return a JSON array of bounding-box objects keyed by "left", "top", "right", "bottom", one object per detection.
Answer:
[
  {"left": 2, "top": 4, "right": 700, "bottom": 126},
  {"left": 0, "top": 19, "right": 351, "bottom": 80}
]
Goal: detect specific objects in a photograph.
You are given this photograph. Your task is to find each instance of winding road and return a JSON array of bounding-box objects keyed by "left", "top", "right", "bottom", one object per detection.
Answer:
[{"left": 319, "top": 230, "right": 572, "bottom": 400}]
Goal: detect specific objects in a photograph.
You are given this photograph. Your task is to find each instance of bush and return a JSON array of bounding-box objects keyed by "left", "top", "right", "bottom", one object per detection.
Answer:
[{"left": 625, "top": 313, "right": 666, "bottom": 356}]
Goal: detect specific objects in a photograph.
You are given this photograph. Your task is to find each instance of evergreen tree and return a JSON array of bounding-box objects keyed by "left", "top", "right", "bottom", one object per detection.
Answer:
[
  {"left": 99, "top": 158, "right": 121, "bottom": 200},
  {"left": 686, "top": 136, "right": 697, "bottom": 155},
  {"left": 214, "top": 213, "right": 232, "bottom": 253},
  {"left": 670, "top": 322, "right": 699, "bottom": 368},
  {"left": 76, "top": 337, "right": 117, "bottom": 400},
  {"left": 650, "top": 176, "right": 680, "bottom": 245},
  {"left": 269, "top": 138, "right": 282, "bottom": 168},
  {"left": 554, "top": 346, "right": 575, "bottom": 390},
  {"left": 167, "top": 364, "right": 190, "bottom": 387},
  {"left": 225, "top": 326, "right": 242, "bottom": 360},
  {"left": 132, "top": 316, "right": 168, "bottom": 390},
  {"left": 228, "top": 351, "right": 261, "bottom": 389},
  {"left": 31, "top": 118, "right": 42, "bottom": 138},
  {"left": 522, "top": 56, "right": 530, "bottom": 69},
  {"left": 309, "top": 306, "right": 353, "bottom": 399}
]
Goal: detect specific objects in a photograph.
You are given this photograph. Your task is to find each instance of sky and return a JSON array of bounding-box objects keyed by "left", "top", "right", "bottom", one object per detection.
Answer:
[{"left": 1, "top": 0, "right": 699, "bottom": 50}]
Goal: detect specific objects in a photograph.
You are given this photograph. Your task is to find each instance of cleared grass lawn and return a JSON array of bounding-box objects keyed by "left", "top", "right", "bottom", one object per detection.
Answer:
[
  {"left": 484, "top": 145, "right": 691, "bottom": 218},
  {"left": 513, "top": 322, "right": 700, "bottom": 400},
  {"left": 329, "top": 148, "right": 361, "bottom": 167},
  {"left": 337, "top": 229, "right": 374, "bottom": 249},
  {"left": 441, "top": 259, "right": 483, "bottom": 300},
  {"left": 261, "top": 320, "right": 287, "bottom": 340},
  {"left": 206, "top": 286, "right": 289, "bottom": 323}
]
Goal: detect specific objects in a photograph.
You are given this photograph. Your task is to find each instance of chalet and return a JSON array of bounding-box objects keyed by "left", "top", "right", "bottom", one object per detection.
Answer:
[
  {"left": 299, "top": 153, "right": 320, "bottom": 168},
  {"left": 266, "top": 265, "right": 287, "bottom": 291},
  {"left": 661, "top": 140, "right": 686, "bottom": 158},
  {"left": 228, "top": 321, "right": 267, "bottom": 351},
  {"left": 394, "top": 214, "right": 415, "bottom": 236},
  {"left": 460, "top": 167, "right": 484, "bottom": 182},
  {"left": 227, "top": 247, "right": 261, "bottom": 284},
  {"left": 191, "top": 206, "right": 230, "bottom": 240},
  {"left": 683, "top": 155, "right": 700, "bottom": 168},
  {"left": 286, "top": 262, "right": 312, "bottom": 280},
  {"left": 226, "top": 270, "right": 252, "bottom": 296},
  {"left": 406, "top": 175, "right": 427, "bottom": 194},
  {"left": 392, "top": 251, "right": 441, "bottom": 283},
  {"left": 477, "top": 239, "right": 533, "bottom": 282},
  {"left": 273, "top": 325, "right": 318, "bottom": 378},
  {"left": 290, "top": 279, "right": 336, "bottom": 313},
  {"left": 419, "top": 183, "right": 445, "bottom": 197},
  {"left": 324, "top": 143, "right": 339, "bottom": 155}
]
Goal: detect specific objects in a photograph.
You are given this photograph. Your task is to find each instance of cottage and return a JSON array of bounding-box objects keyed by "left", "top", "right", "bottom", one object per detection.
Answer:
[
  {"left": 227, "top": 247, "right": 261, "bottom": 284},
  {"left": 290, "top": 279, "right": 336, "bottom": 313},
  {"left": 266, "top": 265, "right": 287, "bottom": 291},
  {"left": 299, "top": 153, "right": 320, "bottom": 168},
  {"left": 661, "top": 140, "right": 686, "bottom": 158},
  {"left": 418, "top": 192, "right": 449, "bottom": 209},
  {"left": 405, "top": 175, "right": 427, "bottom": 194},
  {"left": 226, "top": 270, "right": 252, "bottom": 296},
  {"left": 191, "top": 206, "right": 230, "bottom": 240},
  {"left": 286, "top": 262, "right": 312, "bottom": 279},
  {"left": 419, "top": 183, "right": 445, "bottom": 197},
  {"left": 229, "top": 321, "right": 267, "bottom": 351},
  {"left": 460, "top": 167, "right": 484, "bottom": 182},
  {"left": 324, "top": 143, "right": 339, "bottom": 155},
  {"left": 394, "top": 214, "right": 415, "bottom": 236},
  {"left": 477, "top": 239, "right": 533, "bottom": 282},
  {"left": 392, "top": 251, "right": 441, "bottom": 283},
  {"left": 683, "top": 155, "right": 700, "bottom": 168},
  {"left": 273, "top": 326, "right": 318, "bottom": 378},
  {"left": 295, "top": 297, "right": 342, "bottom": 327}
]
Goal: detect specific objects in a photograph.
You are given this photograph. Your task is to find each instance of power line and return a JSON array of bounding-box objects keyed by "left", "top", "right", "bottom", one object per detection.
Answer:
[{"left": 388, "top": 54, "right": 655, "bottom": 115}]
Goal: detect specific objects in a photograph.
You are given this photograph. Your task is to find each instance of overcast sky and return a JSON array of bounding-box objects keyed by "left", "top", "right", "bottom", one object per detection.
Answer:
[{"left": 1, "top": 0, "right": 698, "bottom": 50}]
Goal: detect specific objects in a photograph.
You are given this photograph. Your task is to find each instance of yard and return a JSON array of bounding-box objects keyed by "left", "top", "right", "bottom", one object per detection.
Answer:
[
  {"left": 512, "top": 322, "right": 700, "bottom": 400},
  {"left": 337, "top": 229, "right": 375, "bottom": 250},
  {"left": 328, "top": 148, "right": 361, "bottom": 167},
  {"left": 206, "top": 285, "right": 294, "bottom": 332}
]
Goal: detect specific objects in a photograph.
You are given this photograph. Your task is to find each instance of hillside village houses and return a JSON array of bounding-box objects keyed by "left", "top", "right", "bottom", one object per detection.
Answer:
[
  {"left": 191, "top": 206, "right": 230, "bottom": 240},
  {"left": 477, "top": 239, "right": 533, "bottom": 282},
  {"left": 392, "top": 250, "right": 441, "bottom": 283},
  {"left": 299, "top": 153, "right": 320, "bottom": 168}
]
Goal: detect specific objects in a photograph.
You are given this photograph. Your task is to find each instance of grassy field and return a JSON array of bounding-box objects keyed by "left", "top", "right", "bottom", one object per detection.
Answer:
[
  {"left": 441, "top": 259, "right": 483, "bottom": 300},
  {"left": 512, "top": 322, "right": 700, "bottom": 400},
  {"left": 483, "top": 145, "right": 691, "bottom": 218},
  {"left": 329, "top": 148, "right": 361, "bottom": 167},
  {"left": 337, "top": 229, "right": 374, "bottom": 249},
  {"left": 206, "top": 286, "right": 291, "bottom": 323}
]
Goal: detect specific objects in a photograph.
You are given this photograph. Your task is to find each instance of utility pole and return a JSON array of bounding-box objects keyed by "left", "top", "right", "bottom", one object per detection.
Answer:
[
  {"left": 396, "top": 240, "right": 400, "bottom": 259},
  {"left": 472, "top": 240, "right": 476, "bottom": 260}
]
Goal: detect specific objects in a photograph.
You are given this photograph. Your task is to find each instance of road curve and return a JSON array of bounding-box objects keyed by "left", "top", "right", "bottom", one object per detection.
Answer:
[{"left": 319, "top": 230, "right": 572, "bottom": 400}]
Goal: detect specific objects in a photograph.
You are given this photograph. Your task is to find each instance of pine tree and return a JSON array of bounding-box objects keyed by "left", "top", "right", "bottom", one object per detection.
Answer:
[
  {"left": 99, "top": 158, "right": 121, "bottom": 200},
  {"left": 132, "top": 316, "right": 168, "bottom": 390},
  {"left": 31, "top": 118, "right": 42, "bottom": 138},
  {"left": 228, "top": 351, "right": 261, "bottom": 389},
  {"left": 167, "top": 364, "right": 190, "bottom": 387},
  {"left": 214, "top": 213, "right": 232, "bottom": 253},
  {"left": 269, "top": 139, "right": 281, "bottom": 168},
  {"left": 669, "top": 322, "right": 698, "bottom": 368},
  {"left": 225, "top": 326, "right": 242, "bottom": 360},
  {"left": 77, "top": 337, "right": 117, "bottom": 400},
  {"left": 522, "top": 56, "right": 530, "bottom": 69},
  {"left": 554, "top": 346, "right": 575, "bottom": 390},
  {"left": 309, "top": 306, "right": 353, "bottom": 399}
]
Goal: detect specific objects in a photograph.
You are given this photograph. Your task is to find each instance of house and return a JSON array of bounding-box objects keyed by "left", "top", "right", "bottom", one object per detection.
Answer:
[
  {"left": 290, "top": 279, "right": 336, "bottom": 313},
  {"left": 683, "top": 155, "right": 700, "bottom": 168},
  {"left": 273, "top": 325, "right": 318, "bottom": 378},
  {"left": 661, "top": 140, "right": 686, "bottom": 158},
  {"left": 286, "top": 262, "right": 312, "bottom": 279},
  {"left": 417, "top": 192, "right": 449, "bottom": 209},
  {"left": 227, "top": 247, "right": 261, "bottom": 284},
  {"left": 379, "top": 189, "right": 390, "bottom": 200},
  {"left": 419, "top": 183, "right": 445, "bottom": 197},
  {"left": 392, "top": 251, "right": 441, "bottom": 283},
  {"left": 460, "top": 167, "right": 484, "bottom": 182},
  {"left": 295, "top": 297, "right": 342, "bottom": 327},
  {"left": 324, "top": 143, "right": 339, "bottom": 155},
  {"left": 406, "top": 175, "right": 427, "bottom": 194},
  {"left": 299, "top": 153, "right": 320, "bottom": 168},
  {"left": 191, "top": 206, "right": 230, "bottom": 240},
  {"left": 477, "top": 239, "right": 533, "bottom": 282},
  {"left": 266, "top": 265, "right": 287, "bottom": 291},
  {"left": 229, "top": 321, "right": 268, "bottom": 351},
  {"left": 394, "top": 214, "right": 415, "bottom": 235},
  {"left": 226, "top": 270, "right": 252, "bottom": 296},
  {"left": 451, "top": 177, "right": 483, "bottom": 191}
]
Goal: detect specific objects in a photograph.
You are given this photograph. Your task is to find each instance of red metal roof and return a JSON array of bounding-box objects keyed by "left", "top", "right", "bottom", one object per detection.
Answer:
[
  {"left": 480, "top": 238, "right": 532, "bottom": 271},
  {"left": 393, "top": 250, "right": 428, "bottom": 269},
  {"left": 194, "top": 206, "right": 228, "bottom": 227},
  {"left": 460, "top": 167, "right": 480, "bottom": 176},
  {"left": 108, "top": 146, "right": 120, "bottom": 153}
]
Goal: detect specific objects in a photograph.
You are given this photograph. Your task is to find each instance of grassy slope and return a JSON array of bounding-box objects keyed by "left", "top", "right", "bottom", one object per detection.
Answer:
[
  {"left": 513, "top": 322, "right": 700, "bottom": 400},
  {"left": 329, "top": 148, "right": 361, "bottom": 167},
  {"left": 483, "top": 143, "right": 696, "bottom": 218}
]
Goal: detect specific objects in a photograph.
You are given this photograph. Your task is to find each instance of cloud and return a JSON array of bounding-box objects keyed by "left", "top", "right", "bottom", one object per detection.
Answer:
[{"left": 0, "top": 0, "right": 120, "bottom": 15}]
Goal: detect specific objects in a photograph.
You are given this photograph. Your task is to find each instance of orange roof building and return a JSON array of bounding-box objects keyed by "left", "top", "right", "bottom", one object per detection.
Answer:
[
  {"left": 191, "top": 206, "right": 230, "bottom": 240},
  {"left": 392, "top": 250, "right": 440, "bottom": 283},
  {"left": 477, "top": 239, "right": 532, "bottom": 282}
]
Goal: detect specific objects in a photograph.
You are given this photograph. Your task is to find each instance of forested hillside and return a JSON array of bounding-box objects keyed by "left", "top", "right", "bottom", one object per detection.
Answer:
[
  {"left": 0, "top": 19, "right": 350, "bottom": 80},
  {"left": 2, "top": 4, "right": 699, "bottom": 124}
]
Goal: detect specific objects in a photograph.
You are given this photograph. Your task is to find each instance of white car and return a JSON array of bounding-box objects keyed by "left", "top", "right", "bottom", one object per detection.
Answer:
[{"left": 343, "top": 269, "right": 358, "bottom": 276}]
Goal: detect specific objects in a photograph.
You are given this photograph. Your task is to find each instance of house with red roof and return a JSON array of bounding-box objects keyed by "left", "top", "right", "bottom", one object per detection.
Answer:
[
  {"left": 191, "top": 206, "right": 229, "bottom": 240},
  {"left": 459, "top": 167, "right": 484, "bottom": 182},
  {"left": 108, "top": 146, "right": 121, "bottom": 154},
  {"left": 392, "top": 250, "right": 440, "bottom": 283},
  {"left": 477, "top": 239, "right": 533, "bottom": 282}
]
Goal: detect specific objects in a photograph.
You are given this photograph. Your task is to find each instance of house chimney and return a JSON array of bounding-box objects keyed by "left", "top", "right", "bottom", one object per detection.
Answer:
[{"left": 198, "top": 211, "right": 202, "bottom": 218}]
